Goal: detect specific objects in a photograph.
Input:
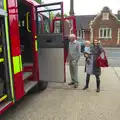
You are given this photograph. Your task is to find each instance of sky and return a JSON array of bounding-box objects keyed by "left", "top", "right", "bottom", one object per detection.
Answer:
[{"left": 42, "top": 0, "right": 120, "bottom": 15}]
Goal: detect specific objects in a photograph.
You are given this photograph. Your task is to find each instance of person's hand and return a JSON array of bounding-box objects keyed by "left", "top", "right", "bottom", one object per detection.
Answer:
[
  {"left": 84, "top": 53, "right": 88, "bottom": 57},
  {"left": 67, "top": 59, "right": 69, "bottom": 63},
  {"left": 66, "top": 58, "right": 69, "bottom": 63}
]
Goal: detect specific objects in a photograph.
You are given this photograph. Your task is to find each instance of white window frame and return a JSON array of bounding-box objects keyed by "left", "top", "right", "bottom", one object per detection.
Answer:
[
  {"left": 77, "top": 29, "right": 81, "bottom": 37},
  {"left": 99, "top": 28, "right": 112, "bottom": 39},
  {"left": 102, "top": 13, "right": 109, "bottom": 20},
  {"left": 82, "top": 30, "right": 85, "bottom": 39},
  {"left": 79, "top": 29, "right": 81, "bottom": 37},
  {"left": 77, "top": 29, "right": 79, "bottom": 37},
  {"left": 117, "top": 28, "right": 120, "bottom": 44}
]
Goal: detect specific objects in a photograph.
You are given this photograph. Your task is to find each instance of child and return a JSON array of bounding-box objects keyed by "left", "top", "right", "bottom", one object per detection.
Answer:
[{"left": 84, "top": 41, "right": 91, "bottom": 64}]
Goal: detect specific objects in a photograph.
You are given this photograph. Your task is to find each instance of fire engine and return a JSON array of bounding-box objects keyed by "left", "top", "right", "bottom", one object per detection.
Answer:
[{"left": 0, "top": 0, "right": 76, "bottom": 115}]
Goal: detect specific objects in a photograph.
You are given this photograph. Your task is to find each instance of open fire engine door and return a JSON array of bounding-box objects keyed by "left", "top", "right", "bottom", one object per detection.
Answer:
[{"left": 35, "top": 2, "right": 65, "bottom": 82}]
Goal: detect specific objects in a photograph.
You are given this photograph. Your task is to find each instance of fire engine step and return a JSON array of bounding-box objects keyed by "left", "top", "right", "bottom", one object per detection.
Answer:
[
  {"left": 23, "top": 72, "right": 32, "bottom": 80},
  {"left": 23, "top": 63, "right": 33, "bottom": 67},
  {"left": 0, "top": 101, "right": 13, "bottom": 112},
  {"left": 24, "top": 81, "right": 37, "bottom": 93}
]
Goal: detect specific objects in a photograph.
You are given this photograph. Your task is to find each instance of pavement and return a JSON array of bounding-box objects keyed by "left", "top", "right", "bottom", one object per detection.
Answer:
[
  {"left": 1, "top": 65, "right": 120, "bottom": 120},
  {"left": 113, "top": 67, "right": 120, "bottom": 78}
]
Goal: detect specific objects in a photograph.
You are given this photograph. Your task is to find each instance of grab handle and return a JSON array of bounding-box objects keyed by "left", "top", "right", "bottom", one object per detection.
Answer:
[{"left": 26, "top": 12, "right": 31, "bottom": 32}]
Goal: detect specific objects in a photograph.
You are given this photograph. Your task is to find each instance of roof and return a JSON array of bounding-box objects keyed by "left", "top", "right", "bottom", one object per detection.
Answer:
[
  {"left": 102, "top": 6, "right": 111, "bottom": 12},
  {"left": 75, "top": 15, "right": 96, "bottom": 29},
  {"left": 116, "top": 14, "right": 120, "bottom": 20},
  {"left": 76, "top": 14, "right": 120, "bottom": 30}
]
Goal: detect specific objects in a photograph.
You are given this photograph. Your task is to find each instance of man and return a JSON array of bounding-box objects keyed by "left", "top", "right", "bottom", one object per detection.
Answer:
[{"left": 67, "top": 34, "right": 81, "bottom": 88}]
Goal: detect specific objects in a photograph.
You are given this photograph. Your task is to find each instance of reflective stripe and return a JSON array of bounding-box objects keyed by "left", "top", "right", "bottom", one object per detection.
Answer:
[
  {"left": 0, "top": 47, "right": 2, "bottom": 52},
  {"left": 4, "top": 0, "right": 7, "bottom": 10},
  {"left": 0, "top": 94, "right": 7, "bottom": 102},
  {"left": 13, "top": 56, "right": 22, "bottom": 74},
  {"left": 35, "top": 40, "right": 38, "bottom": 51},
  {"left": 0, "top": 58, "right": 4, "bottom": 62},
  {"left": 4, "top": 0, "right": 15, "bottom": 102},
  {"left": 19, "top": 55, "right": 23, "bottom": 71}
]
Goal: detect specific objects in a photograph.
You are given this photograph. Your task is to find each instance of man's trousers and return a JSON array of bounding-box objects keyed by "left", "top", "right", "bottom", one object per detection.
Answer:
[{"left": 69, "top": 60, "right": 78, "bottom": 84}]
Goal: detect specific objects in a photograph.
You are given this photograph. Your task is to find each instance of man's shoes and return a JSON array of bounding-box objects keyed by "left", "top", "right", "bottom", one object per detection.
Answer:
[
  {"left": 74, "top": 84, "right": 79, "bottom": 88},
  {"left": 68, "top": 82, "right": 75, "bottom": 85},
  {"left": 96, "top": 88, "right": 100, "bottom": 93},
  {"left": 83, "top": 86, "right": 88, "bottom": 90}
]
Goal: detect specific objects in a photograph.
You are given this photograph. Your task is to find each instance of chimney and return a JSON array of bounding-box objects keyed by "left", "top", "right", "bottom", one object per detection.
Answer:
[
  {"left": 69, "top": 0, "right": 74, "bottom": 16},
  {"left": 118, "top": 10, "right": 120, "bottom": 14}
]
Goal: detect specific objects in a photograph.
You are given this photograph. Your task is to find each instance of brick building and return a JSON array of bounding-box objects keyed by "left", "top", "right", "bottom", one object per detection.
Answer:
[{"left": 76, "top": 7, "right": 120, "bottom": 47}]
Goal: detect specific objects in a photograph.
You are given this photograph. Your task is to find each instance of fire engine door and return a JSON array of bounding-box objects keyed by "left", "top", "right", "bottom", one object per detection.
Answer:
[{"left": 35, "top": 2, "right": 65, "bottom": 82}]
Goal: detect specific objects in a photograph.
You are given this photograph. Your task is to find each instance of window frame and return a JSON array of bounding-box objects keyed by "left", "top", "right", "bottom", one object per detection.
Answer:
[
  {"left": 99, "top": 27, "right": 112, "bottom": 39},
  {"left": 117, "top": 28, "right": 120, "bottom": 44},
  {"left": 77, "top": 29, "right": 81, "bottom": 37}
]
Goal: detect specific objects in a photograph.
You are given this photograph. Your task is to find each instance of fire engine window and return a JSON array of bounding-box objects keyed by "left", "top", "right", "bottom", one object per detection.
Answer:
[
  {"left": 44, "top": 19, "right": 50, "bottom": 33},
  {"left": 38, "top": 15, "right": 43, "bottom": 34},
  {"left": 54, "top": 21, "right": 61, "bottom": 33},
  {"left": 36, "top": 3, "right": 63, "bottom": 34},
  {"left": 38, "top": 14, "right": 50, "bottom": 34}
]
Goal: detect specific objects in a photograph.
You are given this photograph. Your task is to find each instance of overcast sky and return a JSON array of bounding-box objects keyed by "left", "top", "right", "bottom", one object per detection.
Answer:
[{"left": 42, "top": 0, "right": 120, "bottom": 15}]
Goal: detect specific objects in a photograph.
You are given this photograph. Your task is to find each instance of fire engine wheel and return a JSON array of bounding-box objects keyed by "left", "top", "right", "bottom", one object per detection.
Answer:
[
  {"left": 39, "top": 81, "right": 48, "bottom": 91},
  {"left": 29, "top": 81, "right": 48, "bottom": 93}
]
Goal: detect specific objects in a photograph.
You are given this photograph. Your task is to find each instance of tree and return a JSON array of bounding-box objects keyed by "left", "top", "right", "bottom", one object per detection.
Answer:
[
  {"left": 50, "top": 12, "right": 55, "bottom": 22},
  {"left": 64, "top": 14, "right": 68, "bottom": 17},
  {"left": 35, "top": 0, "right": 42, "bottom": 3}
]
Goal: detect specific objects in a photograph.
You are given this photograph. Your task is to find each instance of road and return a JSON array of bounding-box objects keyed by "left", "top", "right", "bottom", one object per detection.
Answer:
[{"left": 79, "top": 47, "right": 120, "bottom": 67}]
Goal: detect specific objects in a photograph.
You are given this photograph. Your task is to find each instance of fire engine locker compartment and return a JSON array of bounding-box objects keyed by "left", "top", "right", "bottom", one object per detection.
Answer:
[
  {"left": 37, "top": 33, "right": 65, "bottom": 82},
  {"left": 0, "top": 15, "right": 12, "bottom": 107}
]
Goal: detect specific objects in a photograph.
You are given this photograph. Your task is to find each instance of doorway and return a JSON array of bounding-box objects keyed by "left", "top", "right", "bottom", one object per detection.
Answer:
[{"left": 18, "top": 2, "right": 34, "bottom": 81}]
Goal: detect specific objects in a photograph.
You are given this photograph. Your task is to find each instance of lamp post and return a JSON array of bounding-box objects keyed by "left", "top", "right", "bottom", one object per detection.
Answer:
[{"left": 69, "top": 0, "right": 74, "bottom": 16}]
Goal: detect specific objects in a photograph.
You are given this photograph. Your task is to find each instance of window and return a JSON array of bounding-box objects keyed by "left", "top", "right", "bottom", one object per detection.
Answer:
[
  {"left": 37, "top": 14, "right": 50, "bottom": 34},
  {"left": 99, "top": 28, "right": 112, "bottom": 38},
  {"left": 77, "top": 29, "right": 81, "bottom": 37},
  {"left": 102, "top": 13, "right": 109, "bottom": 20}
]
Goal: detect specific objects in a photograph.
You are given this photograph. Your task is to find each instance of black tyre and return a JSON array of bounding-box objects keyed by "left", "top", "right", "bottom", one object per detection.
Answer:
[
  {"left": 29, "top": 81, "right": 48, "bottom": 93},
  {"left": 38, "top": 81, "right": 48, "bottom": 91}
]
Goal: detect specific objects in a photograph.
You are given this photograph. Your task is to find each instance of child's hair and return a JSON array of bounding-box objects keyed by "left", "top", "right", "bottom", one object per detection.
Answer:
[{"left": 85, "top": 41, "right": 91, "bottom": 46}]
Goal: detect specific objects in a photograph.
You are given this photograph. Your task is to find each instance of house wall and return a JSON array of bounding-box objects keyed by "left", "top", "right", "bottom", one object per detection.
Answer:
[
  {"left": 84, "top": 31, "right": 90, "bottom": 41},
  {"left": 91, "top": 13, "right": 120, "bottom": 47}
]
